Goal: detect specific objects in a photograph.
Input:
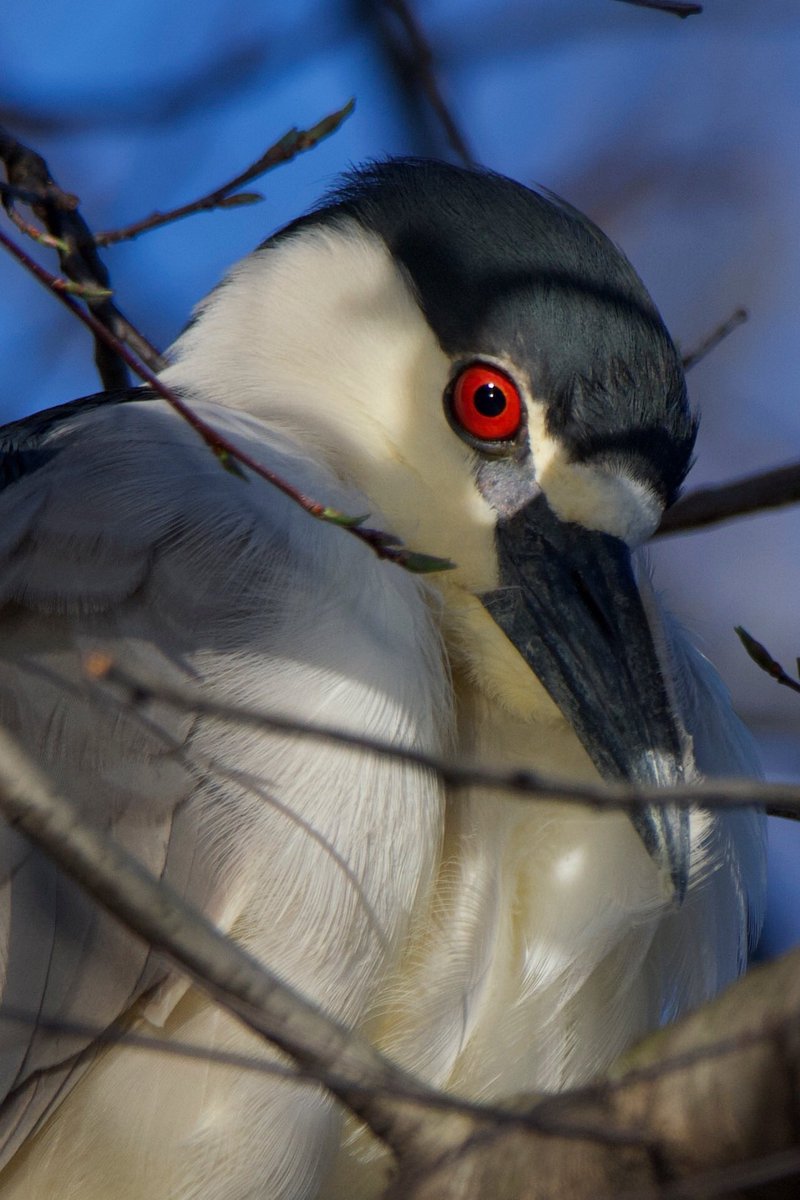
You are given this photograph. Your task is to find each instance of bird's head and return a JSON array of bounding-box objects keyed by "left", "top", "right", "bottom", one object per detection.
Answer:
[{"left": 165, "top": 159, "right": 698, "bottom": 896}]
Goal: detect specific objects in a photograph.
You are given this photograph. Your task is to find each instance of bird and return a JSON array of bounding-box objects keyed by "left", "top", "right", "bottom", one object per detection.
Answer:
[{"left": 0, "top": 158, "right": 765, "bottom": 1200}]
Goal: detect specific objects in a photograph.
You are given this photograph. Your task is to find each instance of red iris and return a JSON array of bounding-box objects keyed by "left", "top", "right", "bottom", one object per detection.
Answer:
[{"left": 451, "top": 364, "right": 522, "bottom": 442}]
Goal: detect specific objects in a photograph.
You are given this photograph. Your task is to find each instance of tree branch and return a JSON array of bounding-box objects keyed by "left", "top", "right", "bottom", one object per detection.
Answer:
[
  {"left": 86, "top": 656, "right": 800, "bottom": 820},
  {"left": 94, "top": 102, "right": 355, "bottom": 246},
  {"left": 735, "top": 626, "right": 800, "bottom": 696},
  {"left": 657, "top": 460, "right": 800, "bottom": 536},
  {"left": 0, "top": 126, "right": 163, "bottom": 385},
  {"left": 371, "top": 0, "right": 475, "bottom": 166},
  {"left": 681, "top": 307, "right": 748, "bottom": 371}
]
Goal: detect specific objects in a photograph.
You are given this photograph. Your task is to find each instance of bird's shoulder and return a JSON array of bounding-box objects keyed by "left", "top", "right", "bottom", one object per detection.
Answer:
[
  {"left": 3, "top": 390, "right": 331, "bottom": 605},
  {"left": 0, "top": 388, "right": 430, "bottom": 634}
]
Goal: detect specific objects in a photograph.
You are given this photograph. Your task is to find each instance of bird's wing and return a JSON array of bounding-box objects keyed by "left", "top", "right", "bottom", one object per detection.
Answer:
[
  {"left": 640, "top": 595, "right": 768, "bottom": 1023},
  {"left": 0, "top": 393, "right": 448, "bottom": 1167},
  {"left": 667, "top": 611, "right": 767, "bottom": 925}
]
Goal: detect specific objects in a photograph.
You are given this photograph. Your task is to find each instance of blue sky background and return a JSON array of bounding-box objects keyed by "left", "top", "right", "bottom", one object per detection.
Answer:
[{"left": 1, "top": 0, "right": 798, "bottom": 952}]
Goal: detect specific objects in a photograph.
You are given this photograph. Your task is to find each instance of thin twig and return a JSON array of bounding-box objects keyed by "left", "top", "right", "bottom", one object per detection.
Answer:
[
  {"left": 0, "top": 125, "right": 164, "bottom": 385},
  {"left": 374, "top": 0, "right": 475, "bottom": 166},
  {"left": 0, "top": 224, "right": 451, "bottom": 575},
  {"left": 0, "top": 1006, "right": 305, "bottom": 1084},
  {"left": 657, "top": 460, "right": 800, "bottom": 537},
  {"left": 735, "top": 627, "right": 800, "bottom": 696},
  {"left": 614, "top": 0, "right": 702, "bottom": 17},
  {"left": 94, "top": 101, "right": 355, "bottom": 246},
  {"left": 681, "top": 307, "right": 748, "bottom": 371},
  {"left": 87, "top": 657, "right": 800, "bottom": 819},
  {"left": 0, "top": 1005, "right": 498, "bottom": 1120}
]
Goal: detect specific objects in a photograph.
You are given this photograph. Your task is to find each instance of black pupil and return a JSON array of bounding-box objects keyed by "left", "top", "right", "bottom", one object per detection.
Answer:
[{"left": 473, "top": 382, "right": 506, "bottom": 418}]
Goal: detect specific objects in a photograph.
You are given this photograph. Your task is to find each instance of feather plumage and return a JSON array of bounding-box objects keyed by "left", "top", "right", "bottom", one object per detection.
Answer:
[
  {"left": 0, "top": 159, "right": 766, "bottom": 1199},
  {"left": 0, "top": 397, "right": 450, "bottom": 1198}
]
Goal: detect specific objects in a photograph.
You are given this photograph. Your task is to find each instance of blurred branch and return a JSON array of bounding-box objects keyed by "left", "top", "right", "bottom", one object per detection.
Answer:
[
  {"left": 95, "top": 101, "right": 355, "bottom": 246},
  {"left": 369, "top": 0, "right": 475, "bottom": 166},
  {"left": 657, "top": 460, "right": 800, "bottom": 537},
  {"left": 0, "top": 39, "right": 280, "bottom": 134},
  {"left": 681, "top": 306, "right": 748, "bottom": 371},
  {"left": 736, "top": 627, "right": 800, "bottom": 696},
  {"left": 614, "top": 0, "right": 702, "bottom": 17},
  {"left": 87, "top": 656, "right": 800, "bottom": 820},
  {"left": 0, "top": 126, "right": 163, "bottom": 387}
]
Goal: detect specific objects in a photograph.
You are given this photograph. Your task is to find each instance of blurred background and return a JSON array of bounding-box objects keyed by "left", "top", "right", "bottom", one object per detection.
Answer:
[{"left": 0, "top": 0, "right": 797, "bottom": 952}]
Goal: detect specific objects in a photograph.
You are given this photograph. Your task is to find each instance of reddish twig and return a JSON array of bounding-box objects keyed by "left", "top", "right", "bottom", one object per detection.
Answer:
[
  {"left": 0, "top": 224, "right": 452, "bottom": 575},
  {"left": 375, "top": 0, "right": 475, "bottom": 166},
  {"left": 94, "top": 102, "right": 355, "bottom": 246},
  {"left": 682, "top": 307, "right": 748, "bottom": 371}
]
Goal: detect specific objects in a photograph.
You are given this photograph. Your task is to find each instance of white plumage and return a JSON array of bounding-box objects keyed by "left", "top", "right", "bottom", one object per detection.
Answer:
[{"left": 0, "top": 160, "right": 765, "bottom": 1199}]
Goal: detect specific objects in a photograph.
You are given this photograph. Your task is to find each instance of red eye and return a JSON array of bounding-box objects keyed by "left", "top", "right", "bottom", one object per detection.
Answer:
[{"left": 451, "top": 364, "right": 522, "bottom": 442}]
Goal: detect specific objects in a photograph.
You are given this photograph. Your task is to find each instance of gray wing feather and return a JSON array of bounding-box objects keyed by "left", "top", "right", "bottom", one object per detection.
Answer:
[
  {"left": 0, "top": 396, "right": 448, "bottom": 1169},
  {"left": 667, "top": 617, "right": 767, "bottom": 938},
  {"left": 641, "top": 604, "right": 767, "bottom": 1024}
]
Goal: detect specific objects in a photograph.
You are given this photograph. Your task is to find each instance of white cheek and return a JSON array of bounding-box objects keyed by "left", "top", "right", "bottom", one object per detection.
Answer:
[{"left": 526, "top": 403, "right": 662, "bottom": 545}]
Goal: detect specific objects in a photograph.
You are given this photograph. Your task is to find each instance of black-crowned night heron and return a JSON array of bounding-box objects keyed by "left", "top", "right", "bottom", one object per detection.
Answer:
[{"left": 0, "top": 159, "right": 765, "bottom": 1199}]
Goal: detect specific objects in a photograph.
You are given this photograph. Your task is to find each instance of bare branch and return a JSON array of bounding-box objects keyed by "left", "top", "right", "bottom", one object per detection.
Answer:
[
  {"left": 86, "top": 656, "right": 800, "bottom": 819},
  {"left": 657, "top": 460, "right": 800, "bottom": 536},
  {"left": 94, "top": 102, "right": 355, "bottom": 246},
  {"left": 0, "top": 1006, "right": 308, "bottom": 1086},
  {"left": 681, "top": 306, "right": 748, "bottom": 371},
  {"left": 0, "top": 177, "right": 77, "bottom": 212},
  {"left": 0, "top": 126, "right": 164, "bottom": 385}
]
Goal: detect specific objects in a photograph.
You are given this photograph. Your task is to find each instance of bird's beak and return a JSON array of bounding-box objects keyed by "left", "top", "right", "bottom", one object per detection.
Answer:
[{"left": 480, "top": 491, "right": 690, "bottom": 901}]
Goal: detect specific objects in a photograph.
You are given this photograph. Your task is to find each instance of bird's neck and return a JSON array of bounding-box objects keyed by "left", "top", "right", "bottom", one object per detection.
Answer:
[{"left": 435, "top": 582, "right": 597, "bottom": 781}]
